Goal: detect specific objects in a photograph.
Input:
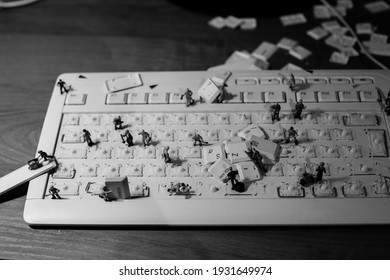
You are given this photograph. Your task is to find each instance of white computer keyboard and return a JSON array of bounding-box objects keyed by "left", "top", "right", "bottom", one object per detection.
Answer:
[{"left": 23, "top": 70, "right": 390, "bottom": 226}]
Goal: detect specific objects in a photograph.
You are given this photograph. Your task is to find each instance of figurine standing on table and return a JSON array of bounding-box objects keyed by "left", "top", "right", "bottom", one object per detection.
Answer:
[
  {"left": 57, "top": 79, "right": 69, "bottom": 94},
  {"left": 270, "top": 102, "right": 281, "bottom": 122},
  {"left": 49, "top": 186, "right": 61, "bottom": 199},
  {"left": 293, "top": 99, "right": 306, "bottom": 120},
  {"left": 192, "top": 133, "right": 208, "bottom": 146},
  {"left": 285, "top": 126, "right": 299, "bottom": 145},
  {"left": 82, "top": 129, "right": 95, "bottom": 147},
  {"left": 287, "top": 73, "right": 296, "bottom": 91},
  {"left": 120, "top": 129, "right": 134, "bottom": 147},
  {"left": 138, "top": 129, "right": 152, "bottom": 147},
  {"left": 113, "top": 116, "right": 124, "bottom": 130},
  {"left": 180, "top": 88, "right": 195, "bottom": 107},
  {"left": 315, "top": 162, "right": 326, "bottom": 182},
  {"left": 162, "top": 146, "right": 172, "bottom": 163}
]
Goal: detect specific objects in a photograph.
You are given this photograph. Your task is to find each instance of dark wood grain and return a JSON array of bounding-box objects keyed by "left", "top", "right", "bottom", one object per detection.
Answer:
[{"left": 1, "top": 0, "right": 390, "bottom": 260}]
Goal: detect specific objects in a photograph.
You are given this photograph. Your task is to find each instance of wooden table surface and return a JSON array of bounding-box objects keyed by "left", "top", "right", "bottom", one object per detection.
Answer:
[{"left": 1, "top": 0, "right": 390, "bottom": 260}]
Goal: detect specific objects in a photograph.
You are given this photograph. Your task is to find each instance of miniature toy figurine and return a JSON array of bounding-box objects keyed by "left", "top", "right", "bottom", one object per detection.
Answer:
[
  {"left": 99, "top": 188, "right": 113, "bottom": 202},
  {"left": 57, "top": 79, "right": 69, "bottom": 94},
  {"left": 225, "top": 167, "right": 245, "bottom": 193},
  {"left": 27, "top": 150, "right": 55, "bottom": 170},
  {"left": 216, "top": 85, "right": 227, "bottom": 103},
  {"left": 82, "top": 129, "right": 95, "bottom": 147},
  {"left": 293, "top": 99, "right": 306, "bottom": 120},
  {"left": 245, "top": 147, "right": 266, "bottom": 174},
  {"left": 37, "top": 150, "right": 55, "bottom": 163},
  {"left": 138, "top": 129, "right": 152, "bottom": 147},
  {"left": 180, "top": 88, "right": 195, "bottom": 107},
  {"left": 315, "top": 162, "right": 326, "bottom": 182},
  {"left": 285, "top": 126, "right": 299, "bottom": 145},
  {"left": 385, "top": 90, "right": 390, "bottom": 115},
  {"left": 192, "top": 133, "right": 208, "bottom": 146},
  {"left": 299, "top": 172, "right": 315, "bottom": 187},
  {"left": 252, "top": 148, "right": 267, "bottom": 174},
  {"left": 270, "top": 102, "right": 281, "bottom": 122},
  {"left": 287, "top": 73, "right": 296, "bottom": 91},
  {"left": 49, "top": 186, "right": 61, "bottom": 199},
  {"left": 168, "top": 182, "right": 191, "bottom": 194},
  {"left": 120, "top": 129, "right": 134, "bottom": 147},
  {"left": 113, "top": 116, "right": 123, "bottom": 130},
  {"left": 162, "top": 146, "right": 171, "bottom": 163}
]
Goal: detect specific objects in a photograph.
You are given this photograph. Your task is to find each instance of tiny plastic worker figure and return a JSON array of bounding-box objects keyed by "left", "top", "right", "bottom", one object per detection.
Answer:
[
  {"left": 226, "top": 167, "right": 245, "bottom": 193},
  {"left": 49, "top": 186, "right": 61, "bottom": 199},
  {"left": 316, "top": 162, "right": 327, "bottom": 182},
  {"left": 138, "top": 129, "right": 152, "bottom": 147},
  {"left": 57, "top": 79, "right": 69, "bottom": 94},
  {"left": 288, "top": 73, "right": 296, "bottom": 91},
  {"left": 120, "top": 129, "right": 134, "bottom": 147},
  {"left": 162, "top": 146, "right": 171, "bottom": 163},
  {"left": 385, "top": 90, "right": 390, "bottom": 115},
  {"left": 37, "top": 150, "right": 55, "bottom": 163},
  {"left": 180, "top": 88, "right": 195, "bottom": 107},
  {"left": 293, "top": 99, "right": 306, "bottom": 120},
  {"left": 82, "top": 129, "right": 95, "bottom": 147},
  {"left": 270, "top": 102, "right": 281, "bottom": 122},
  {"left": 285, "top": 126, "right": 299, "bottom": 145},
  {"left": 216, "top": 85, "right": 227, "bottom": 103},
  {"left": 192, "top": 133, "right": 208, "bottom": 146},
  {"left": 252, "top": 148, "right": 267, "bottom": 174},
  {"left": 99, "top": 187, "right": 113, "bottom": 202},
  {"left": 113, "top": 116, "right": 123, "bottom": 130}
]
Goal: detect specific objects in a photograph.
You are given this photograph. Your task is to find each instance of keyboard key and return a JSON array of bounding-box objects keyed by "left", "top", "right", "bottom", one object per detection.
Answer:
[
  {"left": 306, "top": 77, "right": 327, "bottom": 84},
  {"left": 252, "top": 41, "right": 278, "bottom": 61},
  {"left": 367, "top": 129, "right": 387, "bottom": 156},
  {"left": 317, "top": 91, "right": 338, "bottom": 102},
  {"left": 65, "top": 93, "right": 87, "bottom": 105},
  {"left": 208, "top": 158, "right": 234, "bottom": 182},
  {"left": 338, "top": 91, "right": 359, "bottom": 102},
  {"left": 169, "top": 92, "right": 186, "bottom": 104},
  {"left": 127, "top": 92, "right": 148, "bottom": 104},
  {"left": 264, "top": 91, "right": 286, "bottom": 102},
  {"left": 106, "top": 92, "right": 127, "bottom": 104},
  {"left": 296, "top": 91, "right": 317, "bottom": 102},
  {"left": 236, "top": 161, "right": 262, "bottom": 182},
  {"left": 243, "top": 91, "right": 264, "bottom": 103},
  {"left": 330, "top": 77, "right": 350, "bottom": 84},
  {"left": 224, "top": 141, "right": 251, "bottom": 163},
  {"left": 237, "top": 124, "right": 266, "bottom": 140},
  {"left": 359, "top": 90, "right": 380, "bottom": 102},
  {"left": 148, "top": 92, "right": 168, "bottom": 104},
  {"left": 260, "top": 77, "right": 280, "bottom": 85},
  {"left": 236, "top": 78, "right": 257, "bottom": 85},
  {"left": 105, "top": 74, "right": 143, "bottom": 92},
  {"left": 197, "top": 78, "right": 220, "bottom": 103},
  {"left": 352, "top": 77, "right": 374, "bottom": 84},
  {"left": 202, "top": 143, "right": 226, "bottom": 165},
  {"left": 249, "top": 135, "right": 279, "bottom": 163}
]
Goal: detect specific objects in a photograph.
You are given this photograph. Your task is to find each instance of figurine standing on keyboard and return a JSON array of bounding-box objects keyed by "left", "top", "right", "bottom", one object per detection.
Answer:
[
  {"left": 315, "top": 162, "right": 326, "bottom": 182},
  {"left": 113, "top": 116, "right": 124, "bottom": 130},
  {"left": 57, "top": 79, "right": 70, "bottom": 94},
  {"left": 226, "top": 167, "right": 245, "bottom": 193},
  {"left": 285, "top": 126, "right": 299, "bottom": 145},
  {"left": 287, "top": 73, "right": 296, "bottom": 91},
  {"left": 139, "top": 129, "right": 152, "bottom": 147},
  {"left": 293, "top": 99, "right": 306, "bottom": 120},
  {"left": 192, "top": 133, "right": 208, "bottom": 146},
  {"left": 48, "top": 186, "right": 61, "bottom": 199},
  {"left": 385, "top": 90, "right": 390, "bottom": 115},
  {"left": 82, "top": 129, "right": 95, "bottom": 147},
  {"left": 270, "top": 102, "right": 281, "bottom": 122},
  {"left": 162, "top": 146, "right": 172, "bottom": 163},
  {"left": 120, "top": 129, "right": 134, "bottom": 147},
  {"left": 216, "top": 85, "right": 227, "bottom": 103},
  {"left": 180, "top": 88, "right": 195, "bottom": 107}
]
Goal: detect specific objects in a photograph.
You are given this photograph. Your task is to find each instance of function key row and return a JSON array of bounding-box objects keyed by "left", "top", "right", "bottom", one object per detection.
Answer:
[
  {"left": 296, "top": 90, "right": 381, "bottom": 103},
  {"left": 236, "top": 76, "right": 374, "bottom": 85}
]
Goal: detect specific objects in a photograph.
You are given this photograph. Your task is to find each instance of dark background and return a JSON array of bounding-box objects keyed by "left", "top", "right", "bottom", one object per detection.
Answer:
[{"left": 1, "top": 0, "right": 390, "bottom": 259}]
